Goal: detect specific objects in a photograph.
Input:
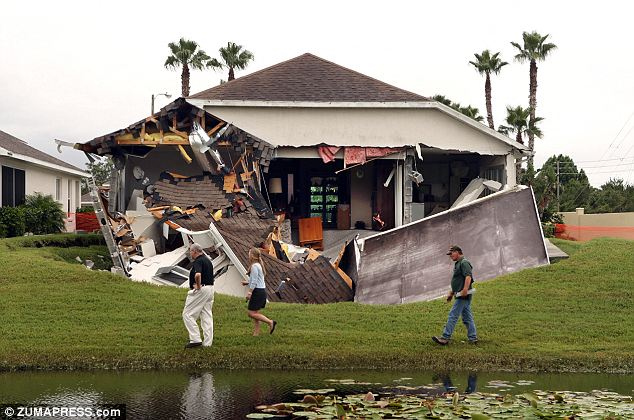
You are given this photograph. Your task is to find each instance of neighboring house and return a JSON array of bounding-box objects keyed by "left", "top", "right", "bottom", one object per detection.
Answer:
[
  {"left": 188, "top": 53, "right": 529, "bottom": 229},
  {"left": 0, "top": 130, "right": 88, "bottom": 232}
]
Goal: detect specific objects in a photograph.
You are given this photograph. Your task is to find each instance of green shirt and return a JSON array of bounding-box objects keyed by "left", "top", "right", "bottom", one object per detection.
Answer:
[{"left": 451, "top": 256, "right": 474, "bottom": 294}]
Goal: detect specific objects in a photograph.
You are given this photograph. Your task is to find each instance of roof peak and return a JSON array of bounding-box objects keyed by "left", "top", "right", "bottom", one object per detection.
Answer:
[{"left": 189, "top": 53, "right": 429, "bottom": 103}]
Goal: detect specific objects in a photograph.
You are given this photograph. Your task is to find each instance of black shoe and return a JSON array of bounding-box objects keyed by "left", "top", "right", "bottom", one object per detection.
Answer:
[
  {"left": 270, "top": 320, "right": 277, "bottom": 335},
  {"left": 468, "top": 339, "right": 479, "bottom": 345},
  {"left": 432, "top": 336, "right": 449, "bottom": 345},
  {"left": 184, "top": 342, "right": 202, "bottom": 349}
]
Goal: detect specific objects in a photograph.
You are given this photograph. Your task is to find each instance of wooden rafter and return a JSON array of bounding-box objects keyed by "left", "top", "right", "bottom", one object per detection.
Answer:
[
  {"left": 207, "top": 121, "right": 225, "bottom": 136},
  {"left": 115, "top": 133, "right": 189, "bottom": 145}
]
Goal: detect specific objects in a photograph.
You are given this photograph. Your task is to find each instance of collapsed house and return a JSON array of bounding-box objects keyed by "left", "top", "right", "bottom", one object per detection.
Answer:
[{"left": 61, "top": 53, "right": 550, "bottom": 304}]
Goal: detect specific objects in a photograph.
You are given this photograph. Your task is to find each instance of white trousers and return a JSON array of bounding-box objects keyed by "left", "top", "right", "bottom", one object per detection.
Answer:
[{"left": 182, "top": 285, "right": 214, "bottom": 346}]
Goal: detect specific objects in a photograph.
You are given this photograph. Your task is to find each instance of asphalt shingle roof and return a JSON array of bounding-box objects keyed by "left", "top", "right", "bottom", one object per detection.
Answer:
[
  {"left": 0, "top": 129, "right": 83, "bottom": 172},
  {"left": 189, "top": 53, "right": 430, "bottom": 103}
]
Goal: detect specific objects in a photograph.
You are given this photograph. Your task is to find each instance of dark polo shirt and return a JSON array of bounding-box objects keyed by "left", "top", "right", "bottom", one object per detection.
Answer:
[
  {"left": 451, "top": 256, "right": 474, "bottom": 298},
  {"left": 189, "top": 255, "right": 214, "bottom": 290}
]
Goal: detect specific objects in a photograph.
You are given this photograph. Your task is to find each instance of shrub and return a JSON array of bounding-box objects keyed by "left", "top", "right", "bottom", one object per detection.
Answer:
[
  {"left": 3, "top": 233, "right": 105, "bottom": 249},
  {"left": 0, "top": 206, "right": 26, "bottom": 238},
  {"left": 23, "top": 193, "right": 66, "bottom": 235},
  {"left": 542, "top": 222, "right": 555, "bottom": 238},
  {"left": 76, "top": 206, "right": 95, "bottom": 213}
]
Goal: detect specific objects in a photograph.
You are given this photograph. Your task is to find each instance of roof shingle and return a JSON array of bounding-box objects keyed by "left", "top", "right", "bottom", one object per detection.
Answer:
[{"left": 189, "top": 53, "right": 430, "bottom": 103}]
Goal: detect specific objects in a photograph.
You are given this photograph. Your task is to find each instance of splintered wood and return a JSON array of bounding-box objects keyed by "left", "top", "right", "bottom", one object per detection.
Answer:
[{"left": 223, "top": 173, "right": 237, "bottom": 193}]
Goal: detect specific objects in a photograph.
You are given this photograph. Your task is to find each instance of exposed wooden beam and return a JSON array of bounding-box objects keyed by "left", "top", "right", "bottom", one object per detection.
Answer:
[
  {"left": 207, "top": 121, "right": 225, "bottom": 136},
  {"left": 115, "top": 132, "right": 189, "bottom": 145}
]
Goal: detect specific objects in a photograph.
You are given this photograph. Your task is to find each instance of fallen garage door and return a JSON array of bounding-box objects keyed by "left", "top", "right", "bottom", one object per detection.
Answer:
[{"left": 353, "top": 186, "right": 549, "bottom": 304}]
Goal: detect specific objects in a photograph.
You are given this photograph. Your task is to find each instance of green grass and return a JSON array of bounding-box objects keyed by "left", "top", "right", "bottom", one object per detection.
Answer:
[{"left": 0, "top": 236, "right": 632, "bottom": 373}]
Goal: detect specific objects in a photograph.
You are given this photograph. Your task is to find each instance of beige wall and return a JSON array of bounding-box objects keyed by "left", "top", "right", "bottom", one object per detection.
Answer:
[
  {"left": 560, "top": 210, "right": 634, "bottom": 227},
  {"left": 0, "top": 156, "right": 83, "bottom": 231},
  {"left": 203, "top": 106, "right": 512, "bottom": 155},
  {"left": 350, "top": 162, "right": 375, "bottom": 227}
]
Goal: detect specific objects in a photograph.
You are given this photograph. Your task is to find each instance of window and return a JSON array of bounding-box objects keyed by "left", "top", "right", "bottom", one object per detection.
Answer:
[
  {"left": 55, "top": 178, "right": 61, "bottom": 201},
  {"left": 482, "top": 166, "right": 504, "bottom": 197},
  {"left": 1, "top": 165, "right": 26, "bottom": 207}
]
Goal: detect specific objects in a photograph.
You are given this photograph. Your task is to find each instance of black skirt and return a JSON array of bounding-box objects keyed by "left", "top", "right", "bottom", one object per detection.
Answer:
[{"left": 248, "top": 288, "right": 267, "bottom": 311}]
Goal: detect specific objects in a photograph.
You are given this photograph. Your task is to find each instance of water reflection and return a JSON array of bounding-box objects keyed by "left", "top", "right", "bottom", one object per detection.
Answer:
[
  {"left": 0, "top": 370, "right": 631, "bottom": 420},
  {"left": 434, "top": 372, "right": 478, "bottom": 394},
  {"left": 180, "top": 373, "right": 217, "bottom": 420}
]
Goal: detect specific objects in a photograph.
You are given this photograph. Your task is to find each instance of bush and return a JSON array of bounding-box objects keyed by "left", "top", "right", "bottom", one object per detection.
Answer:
[
  {"left": 76, "top": 206, "right": 95, "bottom": 213},
  {"left": 0, "top": 206, "right": 26, "bottom": 238},
  {"left": 3, "top": 233, "right": 105, "bottom": 250},
  {"left": 23, "top": 193, "right": 66, "bottom": 235},
  {"left": 542, "top": 222, "right": 555, "bottom": 238}
]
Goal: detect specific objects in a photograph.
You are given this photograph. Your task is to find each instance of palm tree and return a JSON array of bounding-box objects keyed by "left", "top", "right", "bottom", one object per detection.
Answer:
[
  {"left": 457, "top": 105, "right": 485, "bottom": 123},
  {"left": 469, "top": 50, "right": 508, "bottom": 130},
  {"left": 432, "top": 95, "right": 484, "bottom": 123},
  {"left": 164, "top": 38, "right": 210, "bottom": 97},
  {"left": 511, "top": 32, "right": 557, "bottom": 167},
  {"left": 208, "top": 42, "right": 254, "bottom": 81},
  {"left": 498, "top": 105, "right": 543, "bottom": 145}
]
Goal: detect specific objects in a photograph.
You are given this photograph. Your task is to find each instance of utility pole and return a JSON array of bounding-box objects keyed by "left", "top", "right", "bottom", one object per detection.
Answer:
[{"left": 557, "top": 161, "right": 560, "bottom": 212}]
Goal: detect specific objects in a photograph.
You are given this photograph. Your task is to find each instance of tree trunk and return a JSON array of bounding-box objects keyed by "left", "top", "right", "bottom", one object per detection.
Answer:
[
  {"left": 528, "top": 60, "right": 538, "bottom": 167},
  {"left": 516, "top": 131, "right": 523, "bottom": 145},
  {"left": 485, "top": 73, "right": 494, "bottom": 129},
  {"left": 181, "top": 64, "right": 190, "bottom": 97},
  {"left": 228, "top": 67, "right": 235, "bottom": 81}
]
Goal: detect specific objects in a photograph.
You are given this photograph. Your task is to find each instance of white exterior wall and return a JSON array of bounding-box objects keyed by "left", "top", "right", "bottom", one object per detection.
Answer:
[
  {"left": 0, "top": 156, "right": 83, "bottom": 231},
  {"left": 202, "top": 106, "right": 514, "bottom": 156}
]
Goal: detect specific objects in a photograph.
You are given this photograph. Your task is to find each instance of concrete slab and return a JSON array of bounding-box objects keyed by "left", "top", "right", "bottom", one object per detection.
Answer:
[{"left": 544, "top": 238, "right": 569, "bottom": 262}]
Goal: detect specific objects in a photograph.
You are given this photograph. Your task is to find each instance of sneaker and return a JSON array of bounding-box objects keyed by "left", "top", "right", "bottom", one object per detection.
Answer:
[
  {"left": 432, "top": 336, "right": 449, "bottom": 345},
  {"left": 270, "top": 320, "right": 277, "bottom": 335},
  {"left": 468, "top": 339, "right": 479, "bottom": 345},
  {"left": 184, "top": 342, "right": 202, "bottom": 349}
]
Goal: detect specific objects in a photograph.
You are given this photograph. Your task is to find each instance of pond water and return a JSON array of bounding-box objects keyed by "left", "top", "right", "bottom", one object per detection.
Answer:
[{"left": 0, "top": 370, "right": 632, "bottom": 419}]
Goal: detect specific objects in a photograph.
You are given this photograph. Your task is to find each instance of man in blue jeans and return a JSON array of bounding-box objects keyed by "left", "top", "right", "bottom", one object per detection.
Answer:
[{"left": 432, "top": 245, "right": 478, "bottom": 345}]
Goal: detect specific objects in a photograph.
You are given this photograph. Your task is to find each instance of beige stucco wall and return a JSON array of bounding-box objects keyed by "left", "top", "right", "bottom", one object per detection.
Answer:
[
  {"left": 0, "top": 156, "right": 83, "bottom": 231},
  {"left": 203, "top": 106, "right": 513, "bottom": 156},
  {"left": 560, "top": 210, "right": 634, "bottom": 227},
  {"left": 350, "top": 163, "right": 375, "bottom": 227}
]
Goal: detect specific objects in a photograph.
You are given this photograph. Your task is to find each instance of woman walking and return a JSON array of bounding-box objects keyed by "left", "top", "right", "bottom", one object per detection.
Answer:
[{"left": 243, "top": 248, "right": 277, "bottom": 336}]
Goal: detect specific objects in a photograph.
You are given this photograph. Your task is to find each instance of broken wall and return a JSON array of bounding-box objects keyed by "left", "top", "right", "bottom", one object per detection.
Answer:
[{"left": 353, "top": 187, "right": 549, "bottom": 304}]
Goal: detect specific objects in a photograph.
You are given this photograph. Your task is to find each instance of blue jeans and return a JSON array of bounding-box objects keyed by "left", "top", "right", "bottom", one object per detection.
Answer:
[{"left": 442, "top": 297, "right": 477, "bottom": 341}]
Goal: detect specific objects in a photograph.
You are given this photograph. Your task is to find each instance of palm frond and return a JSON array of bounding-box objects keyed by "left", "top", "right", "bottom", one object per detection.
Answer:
[
  {"left": 164, "top": 55, "right": 179, "bottom": 70},
  {"left": 190, "top": 50, "right": 211, "bottom": 70},
  {"left": 207, "top": 58, "right": 224, "bottom": 70}
]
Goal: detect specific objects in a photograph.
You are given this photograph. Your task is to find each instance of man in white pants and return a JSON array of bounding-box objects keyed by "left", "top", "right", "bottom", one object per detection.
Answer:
[{"left": 183, "top": 243, "right": 215, "bottom": 349}]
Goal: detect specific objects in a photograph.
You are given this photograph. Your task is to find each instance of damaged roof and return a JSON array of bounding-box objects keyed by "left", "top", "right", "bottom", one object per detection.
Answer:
[
  {"left": 148, "top": 173, "right": 353, "bottom": 304},
  {"left": 189, "top": 53, "right": 430, "bottom": 103},
  {"left": 219, "top": 230, "right": 354, "bottom": 304}
]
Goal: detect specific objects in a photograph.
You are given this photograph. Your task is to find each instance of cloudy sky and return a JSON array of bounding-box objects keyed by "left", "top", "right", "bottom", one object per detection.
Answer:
[{"left": 1, "top": 1, "right": 633, "bottom": 187}]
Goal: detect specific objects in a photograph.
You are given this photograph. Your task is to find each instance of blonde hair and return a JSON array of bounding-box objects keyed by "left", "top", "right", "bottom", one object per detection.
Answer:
[{"left": 248, "top": 248, "right": 266, "bottom": 276}]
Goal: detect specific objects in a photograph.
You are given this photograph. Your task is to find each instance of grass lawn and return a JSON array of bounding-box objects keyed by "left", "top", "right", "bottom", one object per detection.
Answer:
[{"left": 0, "top": 235, "right": 632, "bottom": 373}]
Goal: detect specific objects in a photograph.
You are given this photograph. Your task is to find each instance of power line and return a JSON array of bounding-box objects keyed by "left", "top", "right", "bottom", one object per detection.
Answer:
[{"left": 600, "top": 110, "right": 634, "bottom": 160}]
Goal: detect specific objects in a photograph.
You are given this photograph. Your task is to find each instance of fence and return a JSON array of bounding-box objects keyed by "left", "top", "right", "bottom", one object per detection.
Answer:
[
  {"left": 76, "top": 212, "right": 100, "bottom": 232},
  {"left": 556, "top": 209, "right": 634, "bottom": 241}
]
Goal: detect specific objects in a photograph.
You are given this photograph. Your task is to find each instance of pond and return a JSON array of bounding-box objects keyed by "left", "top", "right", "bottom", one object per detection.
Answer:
[{"left": 0, "top": 370, "right": 632, "bottom": 419}]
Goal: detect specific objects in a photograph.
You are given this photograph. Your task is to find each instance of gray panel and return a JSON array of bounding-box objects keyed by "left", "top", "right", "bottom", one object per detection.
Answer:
[{"left": 355, "top": 187, "right": 548, "bottom": 304}]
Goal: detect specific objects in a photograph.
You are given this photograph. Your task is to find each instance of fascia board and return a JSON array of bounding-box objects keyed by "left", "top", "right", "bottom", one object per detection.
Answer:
[{"left": 0, "top": 147, "right": 88, "bottom": 177}]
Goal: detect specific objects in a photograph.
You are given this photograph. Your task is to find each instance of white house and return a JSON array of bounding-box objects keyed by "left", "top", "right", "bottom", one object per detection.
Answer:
[
  {"left": 0, "top": 129, "right": 88, "bottom": 232},
  {"left": 188, "top": 53, "right": 529, "bottom": 229}
]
